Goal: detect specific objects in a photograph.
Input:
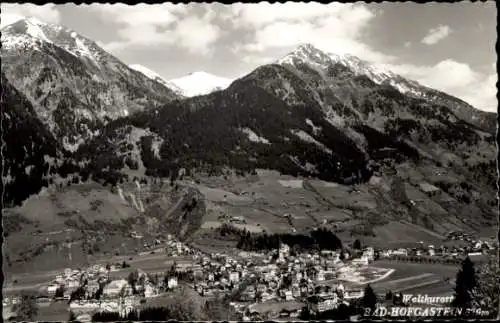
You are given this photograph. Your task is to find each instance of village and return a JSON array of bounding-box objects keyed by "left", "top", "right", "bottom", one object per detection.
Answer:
[{"left": 3, "top": 229, "right": 496, "bottom": 322}]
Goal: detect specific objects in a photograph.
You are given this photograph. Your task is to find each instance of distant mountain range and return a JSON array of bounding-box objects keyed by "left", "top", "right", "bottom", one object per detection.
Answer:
[
  {"left": 168, "top": 71, "right": 233, "bottom": 97},
  {"left": 1, "top": 16, "right": 497, "bottom": 223},
  {"left": 129, "top": 65, "right": 233, "bottom": 97}
]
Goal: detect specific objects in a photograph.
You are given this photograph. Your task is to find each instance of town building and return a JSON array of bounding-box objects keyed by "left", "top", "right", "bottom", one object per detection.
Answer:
[
  {"left": 308, "top": 293, "right": 339, "bottom": 314},
  {"left": 167, "top": 277, "right": 178, "bottom": 289},
  {"left": 102, "top": 279, "right": 130, "bottom": 298}
]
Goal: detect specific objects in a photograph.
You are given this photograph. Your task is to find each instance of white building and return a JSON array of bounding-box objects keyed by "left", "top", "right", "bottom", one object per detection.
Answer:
[
  {"left": 144, "top": 284, "right": 157, "bottom": 298},
  {"left": 279, "top": 244, "right": 290, "bottom": 258},
  {"left": 47, "top": 284, "right": 59, "bottom": 295},
  {"left": 344, "top": 288, "right": 364, "bottom": 299},
  {"left": 103, "top": 279, "right": 130, "bottom": 298},
  {"left": 363, "top": 247, "right": 375, "bottom": 261},
  {"left": 285, "top": 290, "right": 294, "bottom": 301},
  {"left": 67, "top": 279, "right": 80, "bottom": 289},
  {"left": 99, "top": 300, "right": 120, "bottom": 312},
  {"left": 229, "top": 272, "right": 240, "bottom": 283},
  {"left": 352, "top": 256, "right": 369, "bottom": 266},
  {"left": 393, "top": 248, "right": 408, "bottom": 256},
  {"left": 167, "top": 277, "right": 178, "bottom": 289}
]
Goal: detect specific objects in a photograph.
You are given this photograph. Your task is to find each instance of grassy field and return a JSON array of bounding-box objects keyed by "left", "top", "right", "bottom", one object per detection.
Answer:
[
  {"left": 36, "top": 302, "right": 70, "bottom": 321},
  {"left": 369, "top": 260, "right": 458, "bottom": 296},
  {"left": 250, "top": 300, "right": 304, "bottom": 314}
]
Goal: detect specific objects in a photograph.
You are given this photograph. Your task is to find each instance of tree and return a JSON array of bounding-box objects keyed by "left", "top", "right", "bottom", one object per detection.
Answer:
[
  {"left": 13, "top": 292, "right": 39, "bottom": 321},
  {"left": 127, "top": 270, "right": 139, "bottom": 294},
  {"left": 353, "top": 239, "right": 362, "bottom": 250},
  {"left": 203, "top": 297, "right": 241, "bottom": 320},
  {"left": 299, "top": 306, "right": 312, "bottom": 320},
  {"left": 54, "top": 285, "right": 65, "bottom": 299},
  {"left": 361, "top": 284, "right": 378, "bottom": 315},
  {"left": 472, "top": 259, "right": 499, "bottom": 318},
  {"left": 452, "top": 257, "right": 477, "bottom": 309},
  {"left": 169, "top": 261, "right": 178, "bottom": 276},
  {"left": 69, "top": 311, "right": 77, "bottom": 321}
]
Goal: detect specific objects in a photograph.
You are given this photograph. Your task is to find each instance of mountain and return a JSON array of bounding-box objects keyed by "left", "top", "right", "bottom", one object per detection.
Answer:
[
  {"left": 278, "top": 44, "right": 496, "bottom": 133},
  {"left": 129, "top": 64, "right": 184, "bottom": 96},
  {"left": 1, "top": 17, "right": 181, "bottom": 151},
  {"left": 1, "top": 72, "right": 61, "bottom": 207},
  {"left": 169, "top": 71, "right": 232, "bottom": 97},
  {"left": 3, "top": 38, "right": 497, "bottom": 271},
  {"left": 73, "top": 43, "right": 496, "bottom": 239}
]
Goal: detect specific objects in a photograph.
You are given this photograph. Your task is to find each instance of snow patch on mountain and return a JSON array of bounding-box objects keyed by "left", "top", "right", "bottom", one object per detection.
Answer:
[
  {"left": 129, "top": 64, "right": 184, "bottom": 95},
  {"left": 169, "top": 71, "right": 232, "bottom": 97},
  {"left": 291, "top": 129, "right": 332, "bottom": 155},
  {"left": 240, "top": 128, "right": 271, "bottom": 144},
  {"left": 305, "top": 119, "right": 322, "bottom": 135},
  {"left": 24, "top": 17, "right": 52, "bottom": 43},
  {"left": 277, "top": 43, "right": 332, "bottom": 70}
]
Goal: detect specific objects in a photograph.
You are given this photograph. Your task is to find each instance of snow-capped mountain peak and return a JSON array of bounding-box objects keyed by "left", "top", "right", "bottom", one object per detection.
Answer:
[
  {"left": 21, "top": 17, "right": 53, "bottom": 43},
  {"left": 277, "top": 43, "right": 333, "bottom": 69},
  {"left": 129, "top": 64, "right": 184, "bottom": 95},
  {"left": 277, "top": 44, "right": 430, "bottom": 97},
  {"left": 2, "top": 17, "right": 101, "bottom": 64},
  {"left": 169, "top": 71, "right": 232, "bottom": 97}
]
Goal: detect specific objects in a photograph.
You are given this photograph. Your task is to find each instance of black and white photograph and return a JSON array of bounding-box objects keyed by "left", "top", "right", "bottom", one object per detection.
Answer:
[{"left": 1, "top": 2, "right": 498, "bottom": 322}]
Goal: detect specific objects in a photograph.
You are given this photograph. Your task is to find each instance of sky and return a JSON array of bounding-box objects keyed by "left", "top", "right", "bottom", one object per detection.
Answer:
[{"left": 1, "top": 2, "right": 497, "bottom": 112}]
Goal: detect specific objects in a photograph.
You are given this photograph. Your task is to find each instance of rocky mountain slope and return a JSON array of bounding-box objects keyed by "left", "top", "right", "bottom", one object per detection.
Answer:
[
  {"left": 279, "top": 44, "right": 496, "bottom": 133},
  {"left": 72, "top": 44, "right": 496, "bottom": 237},
  {"left": 1, "top": 17, "right": 180, "bottom": 151}
]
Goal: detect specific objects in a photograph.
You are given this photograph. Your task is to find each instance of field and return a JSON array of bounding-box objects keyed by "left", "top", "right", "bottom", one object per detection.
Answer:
[
  {"left": 36, "top": 302, "right": 70, "bottom": 321},
  {"left": 369, "top": 260, "right": 459, "bottom": 296},
  {"left": 250, "top": 300, "right": 304, "bottom": 315},
  {"left": 189, "top": 169, "right": 489, "bottom": 254},
  {"left": 337, "top": 266, "right": 394, "bottom": 284}
]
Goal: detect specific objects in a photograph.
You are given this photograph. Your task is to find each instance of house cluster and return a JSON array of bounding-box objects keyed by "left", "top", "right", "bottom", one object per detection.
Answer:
[
  {"left": 137, "top": 235, "right": 194, "bottom": 257},
  {"left": 163, "top": 238, "right": 194, "bottom": 257},
  {"left": 184, "top": 244, "right": 375, "bottom": 319},
  {"left": 379, "top": 238, "right": 495, "bottom": 261},
  {"left": 46, "top": 266, "right": 110, "bottom": 300}
]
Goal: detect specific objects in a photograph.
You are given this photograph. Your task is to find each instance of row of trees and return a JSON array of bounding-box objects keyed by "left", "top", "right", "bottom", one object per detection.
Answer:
[{"left": 221, "top": 225, "right": 343, "bottom": 252}]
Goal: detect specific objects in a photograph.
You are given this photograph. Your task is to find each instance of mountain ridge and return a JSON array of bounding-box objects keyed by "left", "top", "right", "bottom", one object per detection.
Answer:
[
  {"left": 168, "top": 71, "right": 233, "bottom": 97},
  {"left": 2, "top": 20, "right": 497, "bottom": 240},
  {"left": 1, "top": 17, "right": 181, "bottom": 151},
  {"left": 278, "top": 43, "right": 496, "bottom": 133}
]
